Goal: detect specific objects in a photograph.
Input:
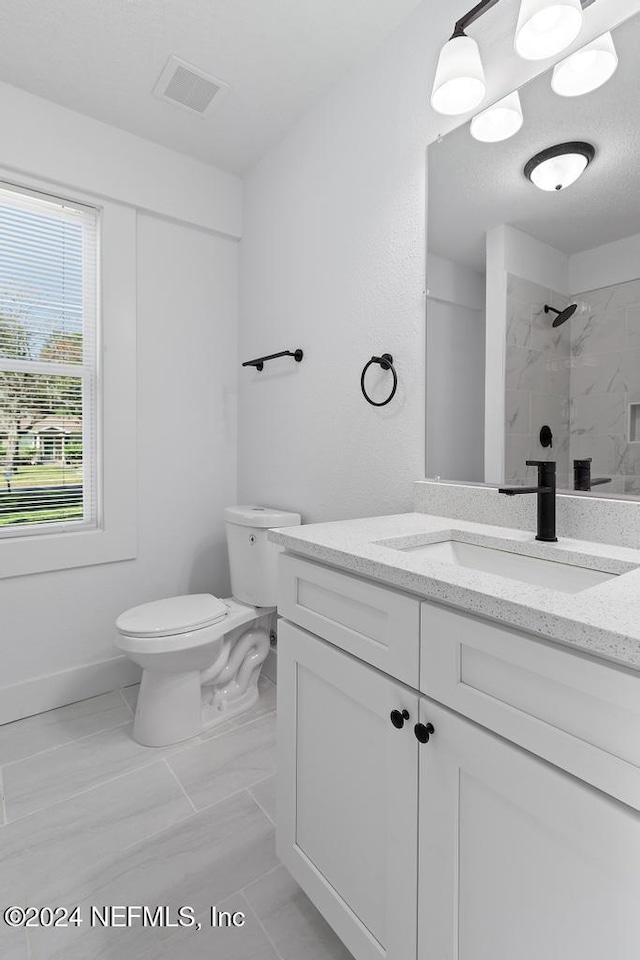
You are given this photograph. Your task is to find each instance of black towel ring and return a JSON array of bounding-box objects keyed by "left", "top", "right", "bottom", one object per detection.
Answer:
[{"left": 360, "top": 353, "right": 397, "bottom": 407}]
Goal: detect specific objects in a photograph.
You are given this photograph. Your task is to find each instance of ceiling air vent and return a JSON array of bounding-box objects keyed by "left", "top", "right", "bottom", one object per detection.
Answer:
[{"left": 153, "top": 56, "right": 230, "bottom": 116}]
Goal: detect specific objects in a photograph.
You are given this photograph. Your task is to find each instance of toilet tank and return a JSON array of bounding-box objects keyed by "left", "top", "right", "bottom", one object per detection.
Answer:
[{"left": 224, "top": 506, "right": 301, "bottom": 607}]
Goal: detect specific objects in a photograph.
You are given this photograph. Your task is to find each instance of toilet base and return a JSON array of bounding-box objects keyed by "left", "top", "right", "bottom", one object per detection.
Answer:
[
  {"left": 131, "top": 619, "right": 272, "bottom": 747},
  {"left": 201, "top": 681, "right": 260, "bottom": 731},
  {"left": 133, "top": 669, "right": 202, "bottom": 747}
]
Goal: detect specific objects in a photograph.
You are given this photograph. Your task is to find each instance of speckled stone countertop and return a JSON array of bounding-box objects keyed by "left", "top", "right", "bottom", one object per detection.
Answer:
[{"left": 270, "top": 512, "right": 640, "bottom": 670}]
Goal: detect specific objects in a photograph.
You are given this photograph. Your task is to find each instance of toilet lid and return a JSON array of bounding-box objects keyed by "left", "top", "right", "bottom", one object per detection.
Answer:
[{"left": 116, "top": 594, "right": 229, "bottom": 638}]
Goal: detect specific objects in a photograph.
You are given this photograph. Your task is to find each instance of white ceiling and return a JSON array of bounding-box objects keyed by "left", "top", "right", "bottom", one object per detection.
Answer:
[
  {"left": 0, "top": 0, "right": 422, "bottom": 174},
  {"left": 428, "top": 10, "right": 640, "bottom": 272}
]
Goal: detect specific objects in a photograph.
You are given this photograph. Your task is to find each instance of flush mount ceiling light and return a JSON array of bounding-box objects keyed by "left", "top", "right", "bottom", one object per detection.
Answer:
[
  {"left": 524, "top": 141, "right": 595, "bottom": 191},
  {"left": 515, "top": 0, "right": 583, "bottom": 60},
  {"left": 551, "top": 31, "right": 618, "bottom": 96},
  {"left": 470, "top": 91, "right": 524, "bottom": 142}
]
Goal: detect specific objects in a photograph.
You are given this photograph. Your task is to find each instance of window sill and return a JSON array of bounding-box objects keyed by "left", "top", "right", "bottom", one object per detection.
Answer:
[{"left": 0, "top": 523, "right": 136, "bottom": 579}]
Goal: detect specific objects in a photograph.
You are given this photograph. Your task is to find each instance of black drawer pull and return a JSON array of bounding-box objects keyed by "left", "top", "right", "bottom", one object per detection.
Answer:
[
  {"left": 390, "top": 709, "right": 410, "bottom": 729},
  {"left": 414, "top": 722, "right": 435, "bottom": 744}
]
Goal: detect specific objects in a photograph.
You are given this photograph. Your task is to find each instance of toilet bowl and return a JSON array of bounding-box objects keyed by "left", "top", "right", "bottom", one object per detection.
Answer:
[{"left": 115, "top": 506, "right": 300, "bottom": 746}]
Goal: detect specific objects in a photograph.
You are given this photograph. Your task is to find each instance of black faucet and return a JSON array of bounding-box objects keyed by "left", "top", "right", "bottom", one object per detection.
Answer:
[
  {"left": 573, "top": 458, "right": 611, "bottom": 492},
  {"left": 499, "top": 460, "right": 558, "bottom": 542}
]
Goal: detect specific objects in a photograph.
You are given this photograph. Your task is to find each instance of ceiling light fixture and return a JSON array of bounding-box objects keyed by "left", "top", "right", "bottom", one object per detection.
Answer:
[
  {"left": 515, "top": 0, "right": 583, "bottom": 60},
  {"left": 551, "top": 31, "right": 618, "bottom": 96},
  {"left": 524, "top": 141, "right": 595, "bottom": 191},
  {"left": 470, "top": 91, "right": 524, "bottom": 142}
]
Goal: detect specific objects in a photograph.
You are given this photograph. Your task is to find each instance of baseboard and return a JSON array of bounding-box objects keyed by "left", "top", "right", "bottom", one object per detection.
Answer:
[
  {"left": 0, "top": 656, "right": 142, "bottom": 726},
  {"left": 263, "top": 646, "right": 277, "bottom": 685}
]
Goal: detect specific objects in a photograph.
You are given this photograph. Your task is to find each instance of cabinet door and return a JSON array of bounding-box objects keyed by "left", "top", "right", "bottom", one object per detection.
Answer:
[
  {"left": 278, "top": 620, "right": 419, "bottom": 960},
  {"left": 418, "top": 699, "right": 640, "bottom": 960}
]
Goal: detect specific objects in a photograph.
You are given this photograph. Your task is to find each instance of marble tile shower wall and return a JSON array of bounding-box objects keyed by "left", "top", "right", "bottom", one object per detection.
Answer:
[
  {"left": 505, "top": 275, "right": 571, "bottom": 486},
  {"left": 570, "top": 278, "right": 640, "bottom": 495}
]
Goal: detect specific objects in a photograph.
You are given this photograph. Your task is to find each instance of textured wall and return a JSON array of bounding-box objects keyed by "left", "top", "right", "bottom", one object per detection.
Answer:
[{"left": 237, "top": 0, "right": 477, "bottom": 523}]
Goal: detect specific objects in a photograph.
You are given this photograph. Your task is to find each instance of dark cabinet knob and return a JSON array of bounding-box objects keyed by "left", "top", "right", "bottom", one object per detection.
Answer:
[
  {"left": 390, "top": 709, "right": 410, "bottom": 729},
  {"left": 414, "top": 722, "right": 435, "bottom": 744}
]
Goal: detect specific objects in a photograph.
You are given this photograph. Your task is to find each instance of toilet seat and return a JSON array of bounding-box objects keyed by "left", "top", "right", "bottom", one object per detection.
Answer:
[
  {"left": 116, "top": 594, "right": 229, "bottom": 638},
  {"left": 115, "top": 596, "right": 260, "bottom": 656}
]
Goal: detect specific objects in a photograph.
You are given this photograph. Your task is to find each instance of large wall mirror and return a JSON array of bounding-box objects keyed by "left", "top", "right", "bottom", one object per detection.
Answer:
[{"left": 426, "top": 9, "right": 640, "bottom": 498}]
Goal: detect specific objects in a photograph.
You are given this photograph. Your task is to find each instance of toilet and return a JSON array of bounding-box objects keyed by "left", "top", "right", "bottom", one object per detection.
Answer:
[{"left": 115, "top": 505, "right": 301, "bottom": 746}]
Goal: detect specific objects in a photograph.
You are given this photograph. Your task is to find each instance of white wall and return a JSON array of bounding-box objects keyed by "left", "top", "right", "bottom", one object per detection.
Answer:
[
  {"left": 426, "top": 255, "right": 485, "bottom": 482},
  {"left": 237, "top": 1, "right": 448, "bottom": 521},
  {"left": 238, "top": 0, "right": 488, "bottom": 523},
  {"left": 569, "top": 231, "right": 640, "bottom": 293},
  {"left": 0, "top": 85, "right": 241, "bottom": 721},
  {"left": 503, "top": 226, "right": 569, "bottom": 294},
  {"left": 0, "top": 80, "right": 241, "bottom": 238}
]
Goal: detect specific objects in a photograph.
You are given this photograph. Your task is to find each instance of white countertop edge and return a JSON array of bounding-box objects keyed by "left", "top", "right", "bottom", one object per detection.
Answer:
[{"left": 270, "top": 512, "right": 640, "bottom": 672}]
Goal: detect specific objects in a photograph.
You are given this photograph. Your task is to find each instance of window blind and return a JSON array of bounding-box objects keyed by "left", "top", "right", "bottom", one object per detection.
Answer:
[{"left": 0, "top": 182, "right": 99, "bottom": 535}]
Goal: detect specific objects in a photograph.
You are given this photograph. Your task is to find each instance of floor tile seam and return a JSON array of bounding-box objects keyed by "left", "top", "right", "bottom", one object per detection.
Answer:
[
  {"left": 241, "top": 861, "right": 282, "bottom": 899},
  {"left": 241, "top": 889, "right": 287, "bottom": 960},
  {"left": 50, "top": 802, "right": 200, "bottom": 883},
  {"left": 0, "top": 717, "right": 134, "bottom": 771},
  {"left": 2, "top": 711, "right": 264, "bottom": 824},
  {"left": 118, "top": 687, "right": 136, "bottom": 717},
  {"left": 162, "top": 758, "right": 199, "bottom": 815},
  {"left": 174, "top": 768, "right": 278, "bottom": 816},
  {"left": 247, "top": 782, "right": 276, "bottom": 827},
  {"left": 2, "top": 752, "right": 182, "bottom": 826},
  {"left": 31, "top": 785, "right": 274, "bottom": 890}
]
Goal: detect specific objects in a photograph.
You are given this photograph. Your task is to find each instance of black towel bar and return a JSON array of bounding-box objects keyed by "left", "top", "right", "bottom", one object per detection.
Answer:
[{"left": 242, "top": 348, "right": 304, "bottom": 372}]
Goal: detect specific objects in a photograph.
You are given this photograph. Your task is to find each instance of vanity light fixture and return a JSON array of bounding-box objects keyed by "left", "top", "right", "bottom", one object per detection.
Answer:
[
  {"left": 515, "top": 0, "right": 583, "bottom": 60},
  {"left": 470, "top": 91, "right": 524, "bottom": 141},
  {"left": 430, "top": 0, "right": 501, "bottom": 116},
  {"left": 551, "top": 31, "right": 618, "bottom": 96},
  {"left": 431, "top": 0, "right": 591, "bottom": 117},
  {"left": 430, "top": 31, "right": 487, "bottom": 115},
  {"left": 524, "top": 141, "right": 595, "bottom": 191}
]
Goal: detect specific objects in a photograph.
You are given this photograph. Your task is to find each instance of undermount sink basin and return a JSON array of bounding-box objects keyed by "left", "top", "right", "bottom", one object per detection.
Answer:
[{"left": 381, "top": 537, "right": 618, "bottom": 594}]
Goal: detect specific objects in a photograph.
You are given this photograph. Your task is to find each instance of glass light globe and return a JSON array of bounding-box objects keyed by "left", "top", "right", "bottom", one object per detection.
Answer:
[
  {"left": 470, "top": 91, "right": 524, "bottom": 142},
  {"left": 431, "top": 34, "right": 486, "bottom": 116},
  {"left": 552, "top": 32, "right": 618, "bottom": 96},
  {"left": 515, "top": 0, "right": 583, "bottom": 61},
  {"left": 529, "top": 152, "right": 589, "bottom": 191}
]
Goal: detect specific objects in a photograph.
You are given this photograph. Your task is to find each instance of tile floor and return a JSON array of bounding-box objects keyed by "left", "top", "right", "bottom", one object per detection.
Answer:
[{"left": 0, "top": 676, "right": 353, "bottom": 960}]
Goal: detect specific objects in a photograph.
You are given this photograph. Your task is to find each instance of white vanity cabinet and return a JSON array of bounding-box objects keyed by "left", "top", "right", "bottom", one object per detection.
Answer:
[
  {"left": 277, "top": 619, "right": 420, "bottom": 960},
  {"left": 418, "top": 699, "right": 640, "bottom": 960},
  {"left": 277, "top": 555, "right": 640, "bottom": 960}
]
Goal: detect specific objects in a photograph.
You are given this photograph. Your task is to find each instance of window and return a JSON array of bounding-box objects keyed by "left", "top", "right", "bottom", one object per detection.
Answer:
[{"left": 0, "top": 182, "right": 98, "bottom": 537}]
